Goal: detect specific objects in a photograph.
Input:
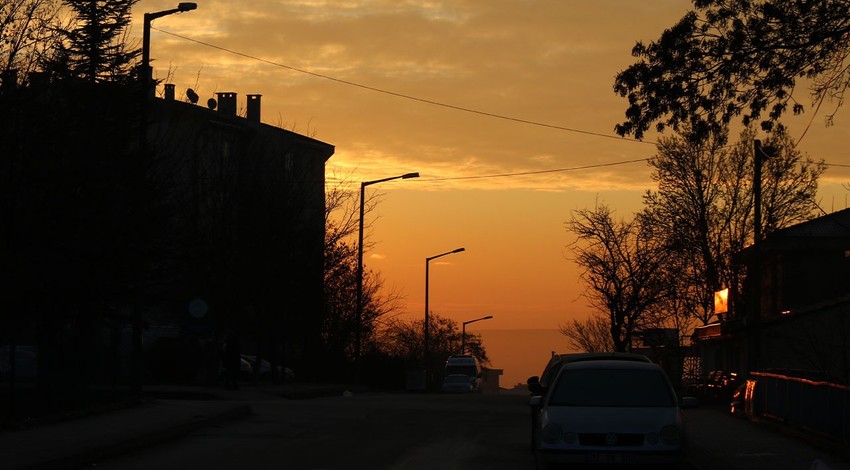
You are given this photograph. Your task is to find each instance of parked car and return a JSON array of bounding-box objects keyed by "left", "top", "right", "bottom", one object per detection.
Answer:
[
  {"left": 241, "top": 355, "right": 293, "bottom": 381},
  {"left": 526, "top": 352, "right": 653, "bottom": 451},
  {"left": 530, "top": 357, "right": 697, "bottom": 468},
  {"left": 441, "top": 373, "right": 477, "bottom": 393},
  {"left": 688, "top": 369, "right": 740, "bottom": 404}
]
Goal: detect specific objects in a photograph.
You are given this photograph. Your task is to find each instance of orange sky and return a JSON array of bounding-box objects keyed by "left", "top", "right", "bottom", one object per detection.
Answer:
[{"left": 132, "top": 0, "right": 850, "bottom": 385}]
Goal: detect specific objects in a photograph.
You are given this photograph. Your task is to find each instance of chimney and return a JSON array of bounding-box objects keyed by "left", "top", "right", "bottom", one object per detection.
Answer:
[
  {"left": 164, "top": 83, "right": 175, "bottom": 101},
  {"left": 247, "top": 94, "right": 262, "bottom": 122},
  {"left": 216, "top": 92, "right": 237, "bottom": 116}
]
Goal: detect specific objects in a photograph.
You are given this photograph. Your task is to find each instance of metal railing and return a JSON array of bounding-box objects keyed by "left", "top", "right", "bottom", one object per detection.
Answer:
[{"left": 751, "top": 371, "right": 850, "bottom": 444}]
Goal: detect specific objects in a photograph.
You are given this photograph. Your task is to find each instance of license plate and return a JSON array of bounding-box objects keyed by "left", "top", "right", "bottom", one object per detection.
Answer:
[{"left": 588, "top": 453, "right": 633, "bottom": 464}]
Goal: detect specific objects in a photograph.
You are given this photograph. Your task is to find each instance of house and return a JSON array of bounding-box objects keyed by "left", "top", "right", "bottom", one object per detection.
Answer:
[{"left": 694, "top": 208, "right": 850, "bottom": 383}]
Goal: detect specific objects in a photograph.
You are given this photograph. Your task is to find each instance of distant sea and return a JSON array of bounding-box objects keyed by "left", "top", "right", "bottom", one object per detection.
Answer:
[{"left": 476, "top": 329, "right": 577, "bottom": 390}]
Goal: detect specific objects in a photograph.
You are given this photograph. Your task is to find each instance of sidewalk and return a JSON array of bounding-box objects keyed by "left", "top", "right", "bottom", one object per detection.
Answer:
[
  {"left": 685, "top": 405, "right": 850, "bottom": 470},
  {"left": 0, "top": 383, "right": 355, "bottom": 470}
]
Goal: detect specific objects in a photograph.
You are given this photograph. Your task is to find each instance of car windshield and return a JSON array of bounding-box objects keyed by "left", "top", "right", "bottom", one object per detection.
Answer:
[
  {"left": 548, "top": 368, "right": 675, "bottom": 407},
  {"left": 446, "top": 365, "right": 476, "bottom": 376}
]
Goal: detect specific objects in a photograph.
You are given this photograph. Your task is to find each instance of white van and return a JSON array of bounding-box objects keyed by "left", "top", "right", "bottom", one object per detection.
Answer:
[{"left": 444, "top": 355, "right": 482, "bottom": 392}]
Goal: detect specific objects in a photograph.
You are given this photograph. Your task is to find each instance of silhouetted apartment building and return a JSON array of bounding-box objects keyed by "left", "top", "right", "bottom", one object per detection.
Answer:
[
  {"left": 694, "top": 208, "right": 850, "bottom": 383},
  {"left": 0, "top": 77, "right": 334, "bottom": 405},
  {"left": 144, "top": 87, "right": 335, "bottom": 380}
]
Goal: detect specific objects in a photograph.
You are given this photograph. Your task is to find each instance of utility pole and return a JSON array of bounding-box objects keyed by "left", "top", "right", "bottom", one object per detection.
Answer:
[{"left": 749, "top": 139, "right": 771, "bottom": 374}]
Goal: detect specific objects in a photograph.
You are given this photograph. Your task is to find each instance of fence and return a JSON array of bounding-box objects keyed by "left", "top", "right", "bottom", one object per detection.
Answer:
[{"left": 751, "top": 371, "right": 850, "bottom": 444}]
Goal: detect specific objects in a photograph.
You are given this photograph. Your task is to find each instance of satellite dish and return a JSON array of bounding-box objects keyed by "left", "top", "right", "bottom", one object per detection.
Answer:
[
  {"left": 207, "top": 98, "right": 217, "bottom": 110},
  {"left": 186, "top": 88, "right": 199, "bottom": 104}
]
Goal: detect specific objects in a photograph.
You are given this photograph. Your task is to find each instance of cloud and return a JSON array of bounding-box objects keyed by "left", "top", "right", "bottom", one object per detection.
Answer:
[{"left": 134, "top": 1, "right": 700, "bottom": 194}]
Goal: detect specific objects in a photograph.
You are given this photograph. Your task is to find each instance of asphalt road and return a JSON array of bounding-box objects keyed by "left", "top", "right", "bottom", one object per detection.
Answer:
[
  {"left": 86, "top": 389, "right": 850, "bottom": 470},
  {"left": 91, "top": 392, "right": 538, "bottom": 470}
]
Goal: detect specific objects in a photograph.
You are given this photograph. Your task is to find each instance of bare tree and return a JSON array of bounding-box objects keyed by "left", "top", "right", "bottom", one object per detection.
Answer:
[
  {"left": 0, "top": 0, "right": 64, "bottom": 85},
  {"left": 640, "top": 125, "right": 825, "bottom": 325},
  {"left": 559, "top": 312, "right": 615, "bottom": 353},
  {"left": 323, "top": 173, "right": 403, "bottom": 366},
  {"left": 566, "top": 202, "right": 669, "bottom": 352}
]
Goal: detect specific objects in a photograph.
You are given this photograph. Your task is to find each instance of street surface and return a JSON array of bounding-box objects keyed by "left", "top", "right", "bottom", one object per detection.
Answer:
[
  {"left": 94, "top": 392, "right": 540, "bottom": 470},
  {"left": 90, "top": 391, "right": 848, "bottom": 470}
]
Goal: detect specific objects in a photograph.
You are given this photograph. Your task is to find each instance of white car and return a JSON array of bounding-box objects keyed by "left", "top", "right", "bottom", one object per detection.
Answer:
[{"left": 531, "top": 358, "right": 697, "bottom": 468}]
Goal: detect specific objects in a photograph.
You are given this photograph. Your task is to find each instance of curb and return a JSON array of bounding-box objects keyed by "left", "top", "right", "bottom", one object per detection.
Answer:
[{"left": 27, "top": 404, "right": 253, "bottom": 469}]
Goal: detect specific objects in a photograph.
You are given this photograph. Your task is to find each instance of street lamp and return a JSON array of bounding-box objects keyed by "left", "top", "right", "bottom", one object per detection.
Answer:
[
  {"left": 134, "top": 2, "right": 197, "bottom": 395},
  {"left": 143, "top": 3, "right": 198, "bottom": 97},
  {"left": 461, "top": 315, "right": 493, "bottom": 355},
  {"left": 749, "top": 140, "right": 775, "bottom": 374},
  {"left": 424, "top": 247, "right": 465, "bottom": 387},
  {"left": 355, "top": 172, "right": 419, "bottom": 367}
]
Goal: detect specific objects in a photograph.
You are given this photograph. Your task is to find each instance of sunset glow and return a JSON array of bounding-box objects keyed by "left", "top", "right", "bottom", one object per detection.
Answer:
[{"left": 132, "top": 0, "right": 850, "bottom": 386}]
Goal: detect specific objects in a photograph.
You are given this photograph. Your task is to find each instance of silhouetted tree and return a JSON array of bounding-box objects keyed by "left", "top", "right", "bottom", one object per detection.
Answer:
[
  {"left": 565, "top": 123, "right": 825, "bottom": 354},
  {"left": 566, "top": 202, "right": 669, "bottom": 352},
  {"left": 55, "top": 0, "right": 139, "bottom": 83},
  {"left": 322, "top": 175, "right": 403, "bottom": 371},
  {"left": 639, "top": 125, "right": 825, "bottom": 325},
  {"left": 614, "top": 0, "right": 850, "bottom": 141},
  {"left": 0, "top": 0, "right": 64, "bottom": 85},
  {"left": 378, "top": 314, "right": 489, "bottom": 368},
  {"left": 559, "top": 312, "right": 615, "bottom": 353}
]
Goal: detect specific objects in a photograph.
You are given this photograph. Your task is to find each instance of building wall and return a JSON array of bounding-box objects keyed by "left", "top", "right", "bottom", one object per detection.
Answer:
[
  {"left": 759, "top": 298, "right": 850, "bottom": 383},
  {"left": 149, "top": 96, "right": 334, "bottom": 375},
  {"left": 696, "top": 209, "right": 850, "bottom": 382},
  {"left": 763, "top": 237, "right": 850, "bottom": 317}
]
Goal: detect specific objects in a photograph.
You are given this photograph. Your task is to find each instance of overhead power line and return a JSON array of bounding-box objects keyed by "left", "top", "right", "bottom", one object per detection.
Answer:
[
  {"left": 326, "top": 158, "right": 850, "bottom": 185},
  {"left": 152, "top": 27, "right": 656, "bottom": 146},
  {"left": 153, "top": 28, "right": 850, "bottom": 177},
  {"left": 423, "top": 158, "right": 651, "bottom": 182}
]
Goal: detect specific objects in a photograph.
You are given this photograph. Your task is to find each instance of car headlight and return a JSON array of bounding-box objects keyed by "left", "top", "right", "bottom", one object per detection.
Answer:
[
  {"left": 542, "top": 424, "right": 563, "bottom": 444},
  {"left": 660, "top": 425, "right": 680, "bottom": 445}
]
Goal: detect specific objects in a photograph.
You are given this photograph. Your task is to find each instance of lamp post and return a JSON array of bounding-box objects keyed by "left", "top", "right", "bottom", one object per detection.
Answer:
[
  {"left": 134, "top": 3, "right": 197, "bottom": 395},
  {"left": 424, "top": 247, "right": 465, "bottom": 388},
  {"left": 461, "top": 315, "right": 493, "bottom": 355},
  {"left": 140, "top": 2, "right": 197, "bottom": 150},
  {"left": 355, "top": 172, "right": 419, "bottom": 369},
  {"left": 143, "top": 3, "right": 197, "bottom": 97},
  {"left": 749, "top": 140, "right": 774, "bottom": 374}
]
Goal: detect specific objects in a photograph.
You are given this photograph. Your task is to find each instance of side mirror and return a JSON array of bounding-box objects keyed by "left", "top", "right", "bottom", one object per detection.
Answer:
[
  {"left": 528, "top": 382, "right": 545, "bottom": 396},
  {"left": 527, "top": 375, "right": 540, "bottom": 385},
  {"left": 529, "top": 395, "right": 542, "bottom": 407}
]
